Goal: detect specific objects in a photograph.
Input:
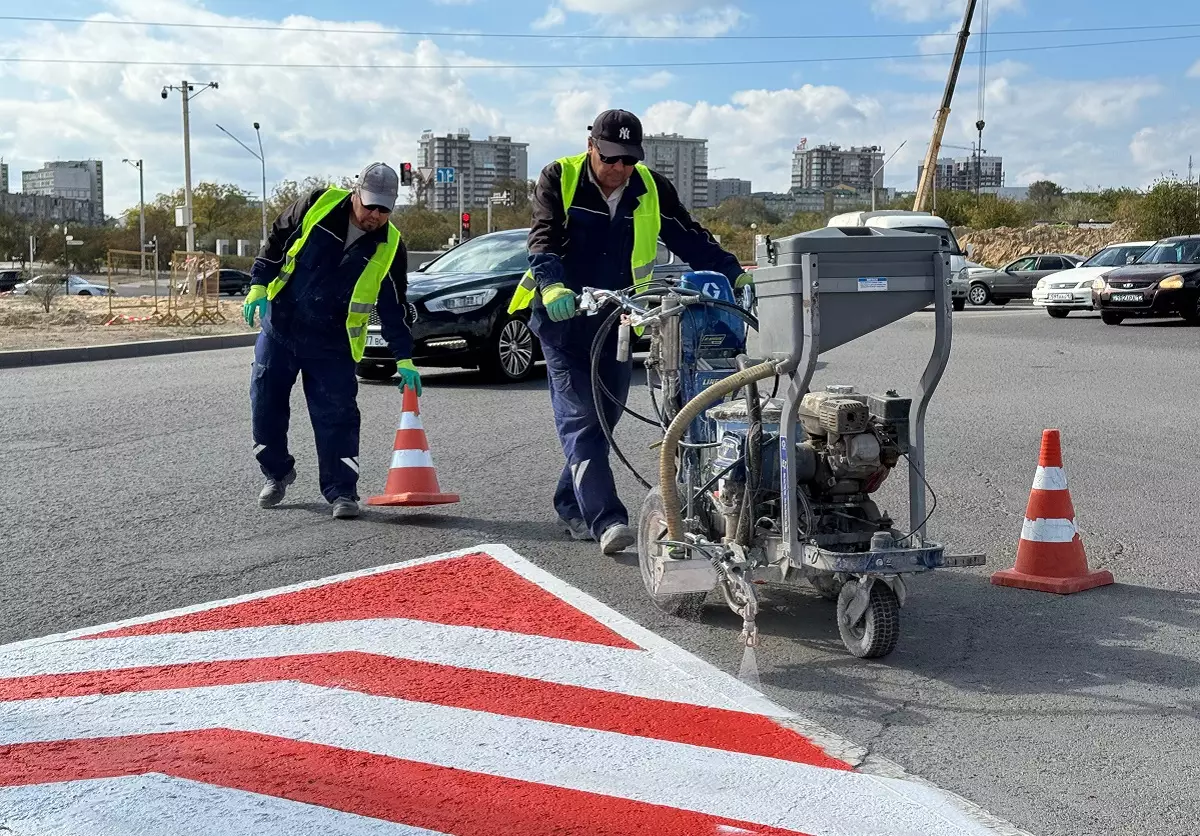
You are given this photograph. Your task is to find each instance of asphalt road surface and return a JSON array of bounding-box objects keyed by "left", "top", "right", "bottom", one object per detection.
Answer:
[{"left": 3, "top": 303, "right": 1198, "bottom": 836}]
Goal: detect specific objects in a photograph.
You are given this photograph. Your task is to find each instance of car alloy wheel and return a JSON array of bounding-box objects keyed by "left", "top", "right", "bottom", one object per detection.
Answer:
[
  {"left": 496, "top": 317, "right": 535, "bottom": 380},
  {"left": 968, "top": 283, "right": 990, "bottom": 306}
]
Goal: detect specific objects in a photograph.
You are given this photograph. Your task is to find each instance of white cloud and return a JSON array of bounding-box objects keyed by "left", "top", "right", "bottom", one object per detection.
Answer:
[
  {"left": 1130, "top": 120, "right": 1200, "bottom": 176},
  {"left": 559, "top": 0, "right": 745, "bottom": 37},
  {"left": 872, "top": 0, "right": 1022, "bottom": 24},
  {"left": 531, "top": 5, "right": 567, "bottom": 30},
  {"left": 629, "top": 70, "right": 676, "bottom": 91},
  {"left": 1189, "top": 58, "right": 1200, "bottom": 78}
]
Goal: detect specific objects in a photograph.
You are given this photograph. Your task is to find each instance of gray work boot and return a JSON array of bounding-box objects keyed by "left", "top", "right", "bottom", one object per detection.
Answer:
[
  {"left": 559, "top": 516, "right": 592, "bottom": 541},
  {"left": 258, "top": 470, "right": 296, "bottom": 508},
  {"left": 600, "top": 523, "right": 635, "bottom": 555},
  {"left": 332, "top": 497, "right": 360, "bottom": 519}
]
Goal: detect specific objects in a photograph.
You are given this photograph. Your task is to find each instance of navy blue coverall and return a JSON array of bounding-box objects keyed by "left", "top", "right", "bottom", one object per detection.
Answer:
[
  {"left": 527, "top": 160, "right": 744, "bottom": 538},
  {"left": 250, "top": 188, "right": 412, "bottom": 503}
]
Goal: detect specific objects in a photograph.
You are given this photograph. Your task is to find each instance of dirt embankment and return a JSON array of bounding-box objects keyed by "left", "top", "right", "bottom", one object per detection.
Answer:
[
  {"left": 958, "top": 223, "right": 1140, "bottom": 267},
  {"left": 0, "top": 295, "right": 250, "bottom": 351}
]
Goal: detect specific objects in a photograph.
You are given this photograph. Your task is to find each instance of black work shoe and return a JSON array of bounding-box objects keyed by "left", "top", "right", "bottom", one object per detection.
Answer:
[
  {"left": 258, "top": 470, "right": 296, "bottom": 508},
  {"left": 332, "top": 497, "right": 360, "bottom": 519}
]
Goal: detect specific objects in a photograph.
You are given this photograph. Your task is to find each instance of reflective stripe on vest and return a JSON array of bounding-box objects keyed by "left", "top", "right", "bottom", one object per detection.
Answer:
[
  {"left": 266, "top": 187, "right": 402, "bottom": 363},
  {"left": 508, "top": 153, "right": 660, "bottom": 314}
]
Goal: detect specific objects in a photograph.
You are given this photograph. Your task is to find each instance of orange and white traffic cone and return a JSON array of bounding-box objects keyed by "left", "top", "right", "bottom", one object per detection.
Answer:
[
  {"left": 991, "top": 429, "right": 1113, "bottom": 594},
  {"left": 365, "top": 386, "right": 460, "bottom": 507}
]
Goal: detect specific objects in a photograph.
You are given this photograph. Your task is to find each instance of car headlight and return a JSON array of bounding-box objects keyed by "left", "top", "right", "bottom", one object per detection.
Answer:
[
  {"left": 1092, "top": 278, "right": 1106, "bottom": 291},
  {"left": 1159, "top": 274, "right": 1184, "bottom": 290},
  {"left": 423, "top": 287, "right": 498, "bottom": 313},
  {"left": 1036, "top": 278, "right": 1047, "bottom": 290}
]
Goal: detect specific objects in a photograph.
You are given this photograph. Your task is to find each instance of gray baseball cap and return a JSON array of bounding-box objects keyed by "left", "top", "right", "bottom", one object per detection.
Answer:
[{"left": 355, "top": 162, "right": 399, "bottom": 211}]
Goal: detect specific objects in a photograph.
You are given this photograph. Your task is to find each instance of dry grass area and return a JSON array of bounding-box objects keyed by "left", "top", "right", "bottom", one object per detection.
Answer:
[{"left": 0, "top": 294, "right": 250, "bottom": 351}]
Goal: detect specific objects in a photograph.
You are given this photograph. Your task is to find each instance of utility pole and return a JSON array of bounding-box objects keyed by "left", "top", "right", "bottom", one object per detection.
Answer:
[
  {"left": 913, "top": 0, "right": 978, "bottom": 213},
  {"left": 216, "top": 120, "right": 268, "bottom": 247},
  {"left": 163, "top": 80, "right": 218, "bottom": 253},
  {"left": 122, "top": 158, "right": 146, "bottom": 275}
]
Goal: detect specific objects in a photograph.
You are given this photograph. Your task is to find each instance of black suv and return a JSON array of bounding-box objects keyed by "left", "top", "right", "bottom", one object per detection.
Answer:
[{"left": 0, "top": 270, "right": 23, "bottom": 293}]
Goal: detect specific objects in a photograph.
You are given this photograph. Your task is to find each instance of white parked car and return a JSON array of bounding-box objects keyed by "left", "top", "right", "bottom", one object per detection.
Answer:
[
  {"left": 1032, "top": 241, "right": 1155, "bottom": 318},
  {"left": 12, "top": 274, "right": 117, "bottom": 297}
]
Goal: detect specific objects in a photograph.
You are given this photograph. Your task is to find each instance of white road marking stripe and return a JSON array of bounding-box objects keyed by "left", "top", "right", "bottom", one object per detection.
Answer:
[
  {"left": 1031, "top": 465, "right": 1068, "bottom": 491},
  {"left": 0, "top": 775, "right": 447, "bottom": 835},
  {"left": 1021, "top": 517, "right": 1078, "bottom": 543},
  {"left": 398, "top": 412, "right": 423, "bottom": 431},
  {"left": 0, "top": 682, "right": 1005, "bottom": 836},
  {"left": 0, "top": 618, "right": 750, "bottom": 712},
  {"left": 390, "top": 449, "right": 433, "bottom": 469}
]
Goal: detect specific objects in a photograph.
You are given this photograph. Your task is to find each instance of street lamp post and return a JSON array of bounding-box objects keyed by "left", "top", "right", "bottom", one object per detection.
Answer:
[
  {"left": 216, "top": 121, "right": 268, "bottom": 249},
  {"left": 870, "top": 140, "right": 907, "bottom": 212},
  {"left": 163, "top": 80, "right": 218, "bottom": 253},
  {"left": 122, "top": 158, "right": 146, "bottom": 275}
]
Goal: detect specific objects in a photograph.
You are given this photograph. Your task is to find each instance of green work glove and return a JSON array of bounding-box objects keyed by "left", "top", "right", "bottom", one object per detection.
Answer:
[
  {"left": 396, "top": 359, "right": 422, "bottom": 397},
  {"left": 735, "top": 271, "right": 754, "bottom": 289},
  {"left": 243, "top": 285, "right": 268, "bottom": 327},
  {"left": 541, "top": 283, "right": 576, "bottom": 322}
]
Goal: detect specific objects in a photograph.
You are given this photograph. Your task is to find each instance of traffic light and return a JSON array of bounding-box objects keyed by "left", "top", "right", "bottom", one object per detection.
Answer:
[
  {"left": 461, "top": 212, "right": 471, "bottom": 240},
  {"left": 400, "top": 162, "right": 413, "bottom": 186}
]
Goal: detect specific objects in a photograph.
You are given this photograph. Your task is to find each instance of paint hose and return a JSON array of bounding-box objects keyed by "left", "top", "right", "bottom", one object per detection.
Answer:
[{"left": 659, "top": 360, "right": 779, "bottom": 542}]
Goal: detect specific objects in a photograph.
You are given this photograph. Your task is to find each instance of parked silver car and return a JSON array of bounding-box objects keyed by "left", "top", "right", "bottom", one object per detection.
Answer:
[
  {"left": 966, "top": 253, "right": 1084, "bottom": 306},
  {"left": 11, "top": 274, "right": 116, "bottom": 297}
]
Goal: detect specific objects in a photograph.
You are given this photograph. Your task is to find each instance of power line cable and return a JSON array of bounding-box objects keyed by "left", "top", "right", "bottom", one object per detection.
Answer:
[
  {"left": 0, "top": 33, "right": 1197, "bottom": 70},
  {"left": 1, "top": 14, "right": 1199, "bottom": 42}
]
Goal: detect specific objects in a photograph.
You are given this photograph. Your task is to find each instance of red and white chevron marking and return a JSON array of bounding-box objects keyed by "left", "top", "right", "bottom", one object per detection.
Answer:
[{"left": 0, "top": 545, "right": 1028, "bottom": 835}]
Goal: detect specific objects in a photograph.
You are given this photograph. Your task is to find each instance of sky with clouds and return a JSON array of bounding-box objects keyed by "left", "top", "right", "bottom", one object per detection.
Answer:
[{"left": 0, "top": 0, "right": 1198, "bottom": 219}]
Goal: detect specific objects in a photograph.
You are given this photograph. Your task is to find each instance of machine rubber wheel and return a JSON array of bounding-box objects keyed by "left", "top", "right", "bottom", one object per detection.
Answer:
[
  {"left": 482, "top": 314, "right": 538, "bottom": 382},
  {"left": 1100, "top": 311, "right": 1124, "bottom": 326},
  {"left": 356, "top": 361, "right": 397, "bottom": 381},
  {"left": 967, "top": 283, "right": 990, "bottom": 306},
  {"left": 1047, "top": 308, "right": 1069, "bottom": 319},
  {"left": 836, "top": 578, "right": 900, "bottom": 659},
  {"left": 637, "top": 487, "right": 707, "bottom": 618},
  {"left": 809, "top": 573, "right": 844, "bottom": 601},
  {"left": 952, "top": 298, "right": 965, "bottom": 312}
]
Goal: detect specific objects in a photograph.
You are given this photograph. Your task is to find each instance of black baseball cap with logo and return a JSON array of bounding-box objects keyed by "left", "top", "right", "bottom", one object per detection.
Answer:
[{"left": 589, "top": 109, "right": 644, "bottom": 161}]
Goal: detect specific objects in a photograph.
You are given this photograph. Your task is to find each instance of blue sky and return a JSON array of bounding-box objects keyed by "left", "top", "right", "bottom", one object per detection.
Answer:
[{"left": 1, "top": 0, "right": 1198, "bottom": 218}]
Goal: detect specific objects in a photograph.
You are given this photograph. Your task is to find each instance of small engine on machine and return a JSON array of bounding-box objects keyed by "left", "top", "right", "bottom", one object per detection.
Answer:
[{"left": 703, "top": 385, "right": 913, "bottom": 551}]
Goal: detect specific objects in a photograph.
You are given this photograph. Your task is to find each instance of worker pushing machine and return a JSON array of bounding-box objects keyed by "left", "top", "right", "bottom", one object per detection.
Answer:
[
  {"left": 513, "top": 109, "right": 753, "bottom": 555},
  {"left": 243, "top": 162, "right": 422, "bottom": 519}
]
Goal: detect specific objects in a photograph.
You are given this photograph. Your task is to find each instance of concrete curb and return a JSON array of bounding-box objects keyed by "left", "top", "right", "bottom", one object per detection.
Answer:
[{"left": 0, "top": 332, "right": 260, "bottom": 369}]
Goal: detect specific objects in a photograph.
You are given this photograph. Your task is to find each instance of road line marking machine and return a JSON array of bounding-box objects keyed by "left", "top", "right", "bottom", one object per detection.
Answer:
[{"left": 581, "top": 227, "right": 985, "bottom": 658}]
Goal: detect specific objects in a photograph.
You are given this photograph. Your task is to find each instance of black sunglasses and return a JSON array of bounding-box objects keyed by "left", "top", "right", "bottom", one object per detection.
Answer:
[
  {"left": 596, "top": 151, "right": 639, "bottom": 167},
  {"left": 364, "top": 204, "right": 391, "bottom": 214}
]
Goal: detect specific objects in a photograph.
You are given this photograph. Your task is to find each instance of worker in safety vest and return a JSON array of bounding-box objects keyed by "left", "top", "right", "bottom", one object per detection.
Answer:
[
  {"left": 514, "top": 109, "right": 752, "bottom": 555},
  {"left": 243, "top": 162, "right": 420, "bottom": 519}
]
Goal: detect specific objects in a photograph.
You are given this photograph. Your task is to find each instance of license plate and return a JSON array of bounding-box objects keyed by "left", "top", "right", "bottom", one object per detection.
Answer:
[
  {"left": 1050, "top": 293, "right": 1074, "bottom": 301},
  {"left": 1113, "top": 293, "right": 1142, "bottom": 302},
  {"left": 366, "top": 334, "right": 386, "bottom": 348}
]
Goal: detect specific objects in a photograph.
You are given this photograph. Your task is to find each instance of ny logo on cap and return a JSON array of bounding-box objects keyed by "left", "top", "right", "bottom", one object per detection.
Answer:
[{"left": 619, "top": 127, "right": 630, "bottom": 140}]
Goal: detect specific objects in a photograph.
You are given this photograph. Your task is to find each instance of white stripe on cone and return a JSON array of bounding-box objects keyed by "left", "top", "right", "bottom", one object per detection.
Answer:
[
  {"left": 1031, "top": 466, "right": 1068, "bottom": 491},
  {"left": 390, "top": 449, "right": 433, "bottom": 470},
  {"left": 1021, "top": 517, "right": 1078, "bottom": 543},
  {"left": 0, "top": 619, "right": 749, "bottom": 710},
  {"left": 0, "top": 682, "right": 1006, "bottom": 836},
  {"left": 398, "top": 412, "right": 423, "bottom": 431},
  {"left": 0, "top": 775, "right": 446, "bottom": 836}
]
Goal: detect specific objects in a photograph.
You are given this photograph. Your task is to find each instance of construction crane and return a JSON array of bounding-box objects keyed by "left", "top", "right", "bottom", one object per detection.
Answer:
[{"left": 912, "top": 0, "right": 980, "bottom": 213}]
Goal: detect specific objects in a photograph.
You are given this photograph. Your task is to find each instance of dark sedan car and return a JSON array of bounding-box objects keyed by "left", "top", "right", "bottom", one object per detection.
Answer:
[
  {"left": 356, "top": 227, "right": 708, "bottom": 383},
  {"left": 1093, "top": 235, "right": 1200, "bottom": 325}
]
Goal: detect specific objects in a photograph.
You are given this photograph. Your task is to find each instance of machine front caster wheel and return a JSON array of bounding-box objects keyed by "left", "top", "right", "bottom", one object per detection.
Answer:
[
  {"left": 637, "top": 487, "right": 707, "bottom": 618},
  {"left": 836, "top": 578, "right": 900, "bottom": 659}
]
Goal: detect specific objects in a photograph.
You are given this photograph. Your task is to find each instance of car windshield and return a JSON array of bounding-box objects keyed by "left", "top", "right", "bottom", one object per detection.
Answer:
[
  {"left": 896, "top": 225, "right": 963, "bottom": 255},
  {"left": 424, "top": 231, "right": 529, "bottom": 273},
  {"left": 1083, "top": 246, "right": 1148, "bottom": 267},
  {"left": 1135, "top": 240, "right": 1200, "bottom": 265}
]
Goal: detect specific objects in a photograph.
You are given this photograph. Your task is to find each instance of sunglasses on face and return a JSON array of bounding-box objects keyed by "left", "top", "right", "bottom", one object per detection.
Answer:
[
  {"left": 596, "top": 151, "right": 639, "bottom": 167},
  {"left": 364, "top": 204, "right": 391, "bottom": 215}
]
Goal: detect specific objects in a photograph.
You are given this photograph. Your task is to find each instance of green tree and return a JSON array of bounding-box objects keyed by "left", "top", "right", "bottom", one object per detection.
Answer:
[
  {"left": 968, "top": 196, "right": 1030, "bottom": 229},
  {"left": 697, "top": 197, "right": 780, "bottom": 228},
  {"left": 1028, "top": 180, "right": 1065, "bottom": 206},
  {"left": 1132, "top": 177, "right": 1200, "bottom": 239}
]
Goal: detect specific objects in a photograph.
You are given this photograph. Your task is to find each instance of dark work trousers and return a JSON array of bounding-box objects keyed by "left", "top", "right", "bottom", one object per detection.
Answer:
[
  {"left": 542, "top": 336, "right": 634, "bottom": 539},
  {"left": 250, "top": 331, "right": 362, "bottom": 502}
]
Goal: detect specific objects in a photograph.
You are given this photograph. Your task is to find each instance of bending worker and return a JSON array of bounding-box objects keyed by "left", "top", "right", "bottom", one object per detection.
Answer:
[
  {"left": 513, "top": 109, "right": 752, "bottom": 555},
  {"left": 243, "top": 162, "right": 422, "bottom": 519}
]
